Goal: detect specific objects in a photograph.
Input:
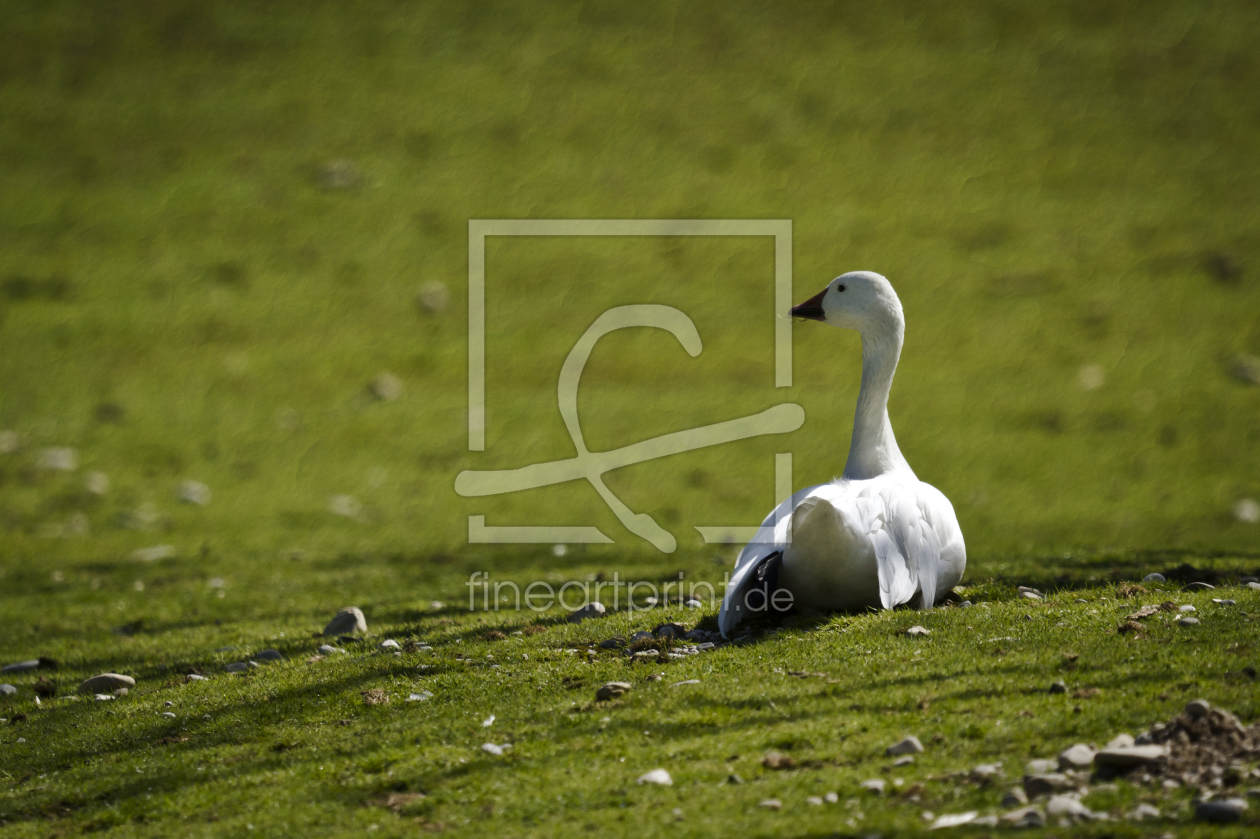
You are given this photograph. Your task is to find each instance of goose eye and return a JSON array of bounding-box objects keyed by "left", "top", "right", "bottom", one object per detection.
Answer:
[{"left": 834, "top": 284, "right": 845, "bottom": 292}]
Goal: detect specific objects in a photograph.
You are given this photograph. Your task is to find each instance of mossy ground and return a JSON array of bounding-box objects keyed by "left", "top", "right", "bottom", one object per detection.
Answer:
[{"left": 2, "top": 1, "right": 1259, "bottom": 836}]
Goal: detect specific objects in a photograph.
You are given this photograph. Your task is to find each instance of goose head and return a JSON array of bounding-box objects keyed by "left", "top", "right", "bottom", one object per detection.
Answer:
[{"left": 790, "top": 270, "right": 903, "bottom": 334}]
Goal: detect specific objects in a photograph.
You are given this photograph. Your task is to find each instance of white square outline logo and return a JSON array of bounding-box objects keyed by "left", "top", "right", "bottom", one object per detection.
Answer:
[{"left": 459, "top": 219, "right": 797, "bottom": 552}]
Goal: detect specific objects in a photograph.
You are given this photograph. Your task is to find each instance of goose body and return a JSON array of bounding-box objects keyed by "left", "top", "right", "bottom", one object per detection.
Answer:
[{"left": 718, "top": 271, "right": 965, "bottom": 638}]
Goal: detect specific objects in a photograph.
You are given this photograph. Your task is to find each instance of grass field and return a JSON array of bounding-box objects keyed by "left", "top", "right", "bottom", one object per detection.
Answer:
[{"left": 2, "top": 1, "right": 1259, "bottom": 836}]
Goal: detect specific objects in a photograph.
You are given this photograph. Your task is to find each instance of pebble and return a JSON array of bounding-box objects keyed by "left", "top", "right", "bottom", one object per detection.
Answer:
[
  {"left": 1093, "top": 745, "right": 1169, "bottom": 769},
  {"left": 636, "top": 768, "right": 672, "bottom": 786},
  {"left": 596, "top": 682, "right": 632, "bottom": 701},
  {"left": 160, "top": 712, "right": 176, "bottom": 719},
  {"left": 885, "top": 735, "right": 924, "bottom": 756},
  {"left": 684, "top": 599, "right": 702, "bottom": 608},
  {"left": 959, "top": 600, "right": 973, "bottom": 607},
  {"left": 696, "top": 642, "right": 715, "bottom": 651},
  {"left": 598, "top": 638, "right": 625, "bottom": 650},
  {"left": 969, "top": 763, "right": 1000, "bottom": 784},
  {"left": 806, "top": 795, "right": 823, "bottom": 806},
  {"left": 323, "top": 606, "right": 367, "bottom": 637},
  {"left": 77, "top": 673, "right": 135, "bottom": 694},
  {"left": 629, "top": 631, "right": 654, "bottom": 644},
  {"left": 931, "top": 812, "right": 978, "bottom": 828},
  {"left": 1143, "top": 573, "right": 1166, "bottom": 582},
  {"left": 407, "top": 692, "right": 433, "bottom": 702},
  {"left": 1105, "top": 734, "right": 1135, "bottom": 749},
  {"left": 1001, "top": 788, "right": 1028, "bottom": 807},
  {"left": 318, "top": 158, "right": 362, "bottom": 189},
  {"left": 176, "top": 480, "right": 212, "bottom": 506},
  {"left": 415, "top": 281, "right": 449, "bottom": 313},
  {"left": 1182, "top": 581, "right": 1214, "bottom": 591},
  {"left": 94, "top": 694, "right": 113, "bottom": 701},
  {"left": 893, "top": 756, "right": 915, "bottom": 767},
  {"left": 1023, "top": 773, "right": 1073, "bottom": 797},
  {"left": 317, "top": 645, "right": 345, "bottom": 655},
  {"left": 670, "top": 679, "right": 701, "bottom": 687},
  {"left": 1058, "top": 744, "right": 1096, "bottom": 770},
  {"left": 824, "top": 792, "right": 838, "bottom": 803},
  {"left": 114, "top": 687, "right": 128, "bottom": 697},
  {"left": 1215, "top": 599, "right": 1236, "bottom": 605},
  {"left": 1000, "top": 806, "right": 1046, "bottom": 828},
  {"left": 0, "top": 684, "right": 17, "bottom": 696},
  {"left": 480, "top": 743, "right": 509, "bottom": 756},
  {"left": 759, "top": 799, "right": 782, "bottom": 810},
  {"left": 1185, "top": 699, "right": 1211, "bottom": 718},
  {"left": 632, "top": 651, "right": 658, "bottom": 662},
  {"left": 860, "top": 779, "right": 885, "bottom": 794},
  {"left": 1180, "top": 604, "right": 1197, "bottom": 613},
  {"left": 1026, "top": 759, "right": 1057, "bottom": 774},
  {"left": 1130, "top": 803, "right": 1160, "bottom": 820},
  {"left": 1250, "top": 582, "right": 1260, "bottom": 591},
  {"left": 1195, "top": 798, "right": 1248, "bottom": 823},
  {"left": 1046, "top": 795, "right": 1092, "bottom": 820},
  {"left": 37, "top": 447, "right": 78, "bottom": 471},
  {"left": 369, "top": 372, "right": 402, "bottom": 401},
  {"left": 255, "top": 649, "right": 284, "bottom": 662},
  {"left": 1049, "top": 680, "right": 1067, "bottom": 694},
  {"left": 1, "top": 660, "right": 39, "bottom": 674},
  {"left": 567, "top": 602, "right": 606, "bottom": 623},
  {"left": 1178, "top": 617, "right": 1200, "bottom": 627},
  {"left": 378, "top": 640, "right": 400, "bottom": 650},
  {"left": 683, "top": 629, "right": 708, "bottom": 642},
  {"left": 904, "top": 625, "right": 930, "bottom": 637},
  {"left": 132, "top": 544, "right": 175, "bottom": 562},
  {"left": 225, "top": 662, "right": 256, "bottom": 673}
]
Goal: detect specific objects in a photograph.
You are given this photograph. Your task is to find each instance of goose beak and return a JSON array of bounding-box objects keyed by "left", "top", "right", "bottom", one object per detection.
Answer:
[{"left": 790, "top": 288, "right": 827, "bottom": 321}]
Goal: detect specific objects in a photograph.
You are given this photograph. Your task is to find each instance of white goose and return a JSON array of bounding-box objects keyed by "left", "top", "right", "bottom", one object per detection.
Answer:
[{"left": 718, "top": 271, "right": 965, "bottom": 638}]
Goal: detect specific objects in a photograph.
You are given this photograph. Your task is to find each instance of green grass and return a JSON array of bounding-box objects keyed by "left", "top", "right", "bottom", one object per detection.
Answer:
[
  {"left": 2, "top": 0, "right": 1260, "bottom": 836},
  {"left": 3, "top": 563, "right": 1260, "bottom": 837}
]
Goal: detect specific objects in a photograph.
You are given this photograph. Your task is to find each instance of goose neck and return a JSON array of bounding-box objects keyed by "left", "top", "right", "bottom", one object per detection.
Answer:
[{"left": 842, "top": 324, "right": 911, "bottom": 480}]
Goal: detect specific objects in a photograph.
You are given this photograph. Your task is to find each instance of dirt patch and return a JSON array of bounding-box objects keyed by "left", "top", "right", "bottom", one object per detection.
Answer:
[{"left": 1120, "top": 704, "right": 1260, "bottom": 787}]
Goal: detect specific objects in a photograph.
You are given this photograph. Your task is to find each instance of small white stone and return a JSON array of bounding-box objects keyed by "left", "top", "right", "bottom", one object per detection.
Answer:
[
  {"left": 685, "top": 599, "right": 702, "bottom": 608},
  {"left": 1078, "top": 364, "right": 1105, "bottom": 390},
  {"left": 824, "top": 792, "right": 839, "bottom": 804},
  {"left": 1143, "top": 573, "right": 1166, "bottom": 582},
  {"left": 324, "top": 606, "right": 367, "bottom": 636},
  {"left": 905, "top": 625, "right": 930, "bottom": 636},
  {"left": 567, "top": 602, "right": 606, "bottom": 624},
  {"left": 860, "top": 779, "right": 886, "bottom": 794},
  {"left": 37, "top": 447, "right": 78, "bottom": 471},
  {"left": 1180, "top": 604, "right": 1196, "bottom": 613},
  {"left": 759, "top": 799, "right": 781, "bottom": 809},
  {"left": 1234, "top": 498, "right": 1260, "bottom": 524},
  {"left": 1105, "top": 734, "right": 1135, "bottom": 749},
  {"left": 806, "top": 796, "right": 823, "bottom": 806},
  {"left": 637, "top": 768, "right": 672, "bottom": 786},
  {"left": 328, "top": 494, "right": 362, "bottom": 518},
  {"left": 886, "top": 735, "right": 924, "bottom": 756},
  {"left": 415, "top": 281, "right": 449, "bottom": 313},
  {"left": 1130, "top": 803, "right": 1160, "bottom": 820},
  {"left": 85, "top": 471, "right": 110, "bottom": 495},
  {"left": 480, "top": 743, "right": 505, "bottom": 756},
  {"left": 482, "top": 715, "right": 495, "bottom": 727},
  {"left": 379, "top": 639, "right": 400, "bottom": 650},
  {"left": 368, "top": 372, "right": 402, "bottom": 401},
  {"left": 932, "top": 812, "right": 978, "bottom": 828},
  {"left": 407, "top": 692, "right": 433, "bottom": 702},
  {"left": 160, "top": 712, "right": 176, "bottom": 719},
  {"left": 132, "top": 544, "right": 175, "bottom": 562},
  {"left": 176, "top": 480, "right": 212, "bottom": 506}
]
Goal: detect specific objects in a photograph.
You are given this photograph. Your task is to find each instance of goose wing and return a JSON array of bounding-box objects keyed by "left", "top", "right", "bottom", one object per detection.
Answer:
[{"left": 717, "top": 484, "right": 820, "bottom": 638}]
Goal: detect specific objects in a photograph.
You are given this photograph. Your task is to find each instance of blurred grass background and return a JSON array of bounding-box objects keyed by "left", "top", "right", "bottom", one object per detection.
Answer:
[{"left": 1, "top": 0, "right": 1258, "bottom": 573}]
